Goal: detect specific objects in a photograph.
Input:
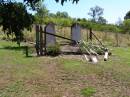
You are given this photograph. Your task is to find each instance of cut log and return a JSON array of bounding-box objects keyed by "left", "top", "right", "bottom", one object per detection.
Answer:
[
  {"left": 104, "top": 51, "right": 108, "bottom": 61},
  {"left": 90, "top": 55, "right": 98, "bottom": 64}
]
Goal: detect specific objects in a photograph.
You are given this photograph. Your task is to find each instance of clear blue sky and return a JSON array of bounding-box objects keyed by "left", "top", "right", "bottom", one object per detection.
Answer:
[{"left": 43, "top": 0, "right": 130, "bottom": 24}]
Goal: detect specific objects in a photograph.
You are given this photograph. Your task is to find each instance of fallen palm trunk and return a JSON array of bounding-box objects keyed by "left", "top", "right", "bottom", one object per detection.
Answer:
[
  {"left": 104, "top": 49, "right": 109, "bottom": 61},
  {"left": 78, "top": 40, "right": 110, "bottom": 63}
]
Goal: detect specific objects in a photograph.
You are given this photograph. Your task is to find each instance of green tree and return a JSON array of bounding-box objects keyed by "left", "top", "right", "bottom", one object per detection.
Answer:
[
  {"left": 48, "top": 13, "right": 56, "bottom": 18},
  {"left": 56, "top": 11, "right": 69, "bottom": 18},
  {"left": 97, "top": 16, "right": 107, "bottom": 24},
  {"left": 35, "top": 4, "right": 49, "bottom": 24},
  {"left": 88, "top": 5, "right": 104, "bottom": 22},
  {"left": 124, "top": 11, "right": 130, "bottom": 19},
  {"left": 0, "top": 2, "right": 34, "bottom": 45},
  {"left": 122, "top": 19, "right": 130, "bottom": 33},
  {"left": 0, "top": 0, "right": 80, "bottom": 7},
  {"left": 55, "top": 0, "right": 79, "bottom": 5}
]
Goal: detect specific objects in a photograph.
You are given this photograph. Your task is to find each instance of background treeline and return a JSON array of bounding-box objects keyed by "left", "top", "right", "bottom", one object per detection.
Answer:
[
  {"left": 1, "top": 1, "right": 130, "bottom": 45},
  {"left": 34, "top": 5, "right": 130, "bottom": 34}
]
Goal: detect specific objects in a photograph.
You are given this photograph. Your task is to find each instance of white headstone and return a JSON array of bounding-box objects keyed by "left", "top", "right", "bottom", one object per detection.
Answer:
[
  {"left": 71, "top": 23, "right": 81, "bottom": 43},
  {"left": 45, "top": 23, "right": 56, "bottom": 46}
]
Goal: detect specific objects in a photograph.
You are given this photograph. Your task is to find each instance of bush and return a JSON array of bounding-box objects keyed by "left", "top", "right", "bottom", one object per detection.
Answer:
[
  {"left": 2, "top": 36, "right": 6, "bottom": 40},
  {"left": 46, "top": 44, "right": 60, "bottom": 56}
]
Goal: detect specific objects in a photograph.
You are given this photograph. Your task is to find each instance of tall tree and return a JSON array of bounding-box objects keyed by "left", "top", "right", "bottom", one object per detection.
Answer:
[
  {"left": 56, "top": 11, "right": 69, "bottom": 18},
  {"left": 124, "top": 11, "right": 130, "bottom": 20},
  {"left": 0, "top": 0, "right": 80, "bottom": 7},
  {"left": 122, "top": 19, "right": 130, "bottom": 34},
  {"left": 0, "top": 2, "right": 34, "bottom": 45},
  {"left": 35, "top": 4, "right": 49, "bottom": 24},
  {"left": 55, "top": 0, "right": 79, "bottom": 5},
  {"left": 48, "top": 13, "right": 56, "bottom": 18},
  {"left": 88, "top": 5, "right": 104, "bottom": 22},
  {"left": 97, "top": 16, "right": 107, "bottom": 24}
]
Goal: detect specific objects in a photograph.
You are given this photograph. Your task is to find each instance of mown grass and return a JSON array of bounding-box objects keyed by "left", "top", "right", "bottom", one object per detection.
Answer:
[
  {"left": 0, "top": 81, "right": 30, "bottom": 97},
  {"left": 0, "top": 41, "right": 52, "bottom": 97},
  {"left": 59, "top": 46, "right": 130, "bottom": 86},
  {"left": 112, "top": 47, "right": 130, "bottom": 64},
  {"left": 0, "top": 40, "right": 130, "bottom": 97},
  {"left": 0, "top": 41, "right": 47, "bottom": 80}
]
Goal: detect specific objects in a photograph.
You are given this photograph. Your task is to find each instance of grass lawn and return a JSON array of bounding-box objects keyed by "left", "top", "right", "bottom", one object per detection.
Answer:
[{"left": 0, "top": 40, "right": 130, "bottom": 97}]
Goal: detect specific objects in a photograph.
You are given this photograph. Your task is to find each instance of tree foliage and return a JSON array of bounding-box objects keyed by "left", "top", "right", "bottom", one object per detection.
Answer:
[
  {"left": 0, "top": 2, "right": 34, "bottom": 44},
  {"left": 35, "top": 4, "right": 49, "bottom": 24},
  {"left": 121, "top": 19, "right": 130, "bottom": 33},
  {"left": 55, "top": 0, "right": 79, "bottom": 5},
  {"left": 97, "top": 16, "right": 107, "bottom": 24},
  {"left": 124, "top": 11, "right": 130, "bottom": 20},
  {"left": 0, "top": 0, "right": 80, "bottom": 8},
  {"left": 56, "top": 11, "right": 69, "bottom": 18},
  {"left": 88, "top": 6, "right": 104, "bottom": 22}
]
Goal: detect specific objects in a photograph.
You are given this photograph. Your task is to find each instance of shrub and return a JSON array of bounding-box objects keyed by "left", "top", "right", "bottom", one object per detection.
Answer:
[
  {"left": 46, "top": 44, "right": 60, "bottom": 56},
  {"left": 2, "top": 36, "right": 6, "bottom": 40}
]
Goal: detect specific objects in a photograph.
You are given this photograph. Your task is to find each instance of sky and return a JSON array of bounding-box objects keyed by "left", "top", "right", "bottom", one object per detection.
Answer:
[{"left": 42, "top": 0, "right": 130, "bottom": 24}]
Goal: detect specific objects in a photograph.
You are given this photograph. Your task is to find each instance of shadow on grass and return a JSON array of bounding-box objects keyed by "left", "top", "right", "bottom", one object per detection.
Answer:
[
  {"left": 0, "top": 46, "right": 35, "bottom": 58},
  {"left": 24, "top": 55, "right": 34, "bottom": 58},
  {"left": 0, "top": 46, "right": 26, "bottom": 51}
]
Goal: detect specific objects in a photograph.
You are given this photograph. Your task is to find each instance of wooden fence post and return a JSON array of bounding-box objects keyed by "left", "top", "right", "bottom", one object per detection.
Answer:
[
  {"left": 35, "top": 25, "right": 40, "bottom": 56},
  {"left": 87, "top": 29, "right": 89, "bottom": 42},
  {"left": 115, "top": 32, "right": 119, "bottom": 47},
  {"left": 44, "top": 27, "right": 47, "bottom": 55},
  {"left": 40, "top": 26, "right": 44, "bottom": 55},
  {"left": 90, "top": 28, "right": 92, "bottom": 41},
  {"left": 25, "top": 46, "right": 28, "bottom": 57}
]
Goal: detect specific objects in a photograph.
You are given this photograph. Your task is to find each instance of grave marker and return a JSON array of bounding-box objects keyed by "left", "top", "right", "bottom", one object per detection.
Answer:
[
  {"left": 44, "top": 23, "right": 56, "bottom": 46},
  {"left": 71, "top": 23, "right": 81, "bottom": 44}
]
